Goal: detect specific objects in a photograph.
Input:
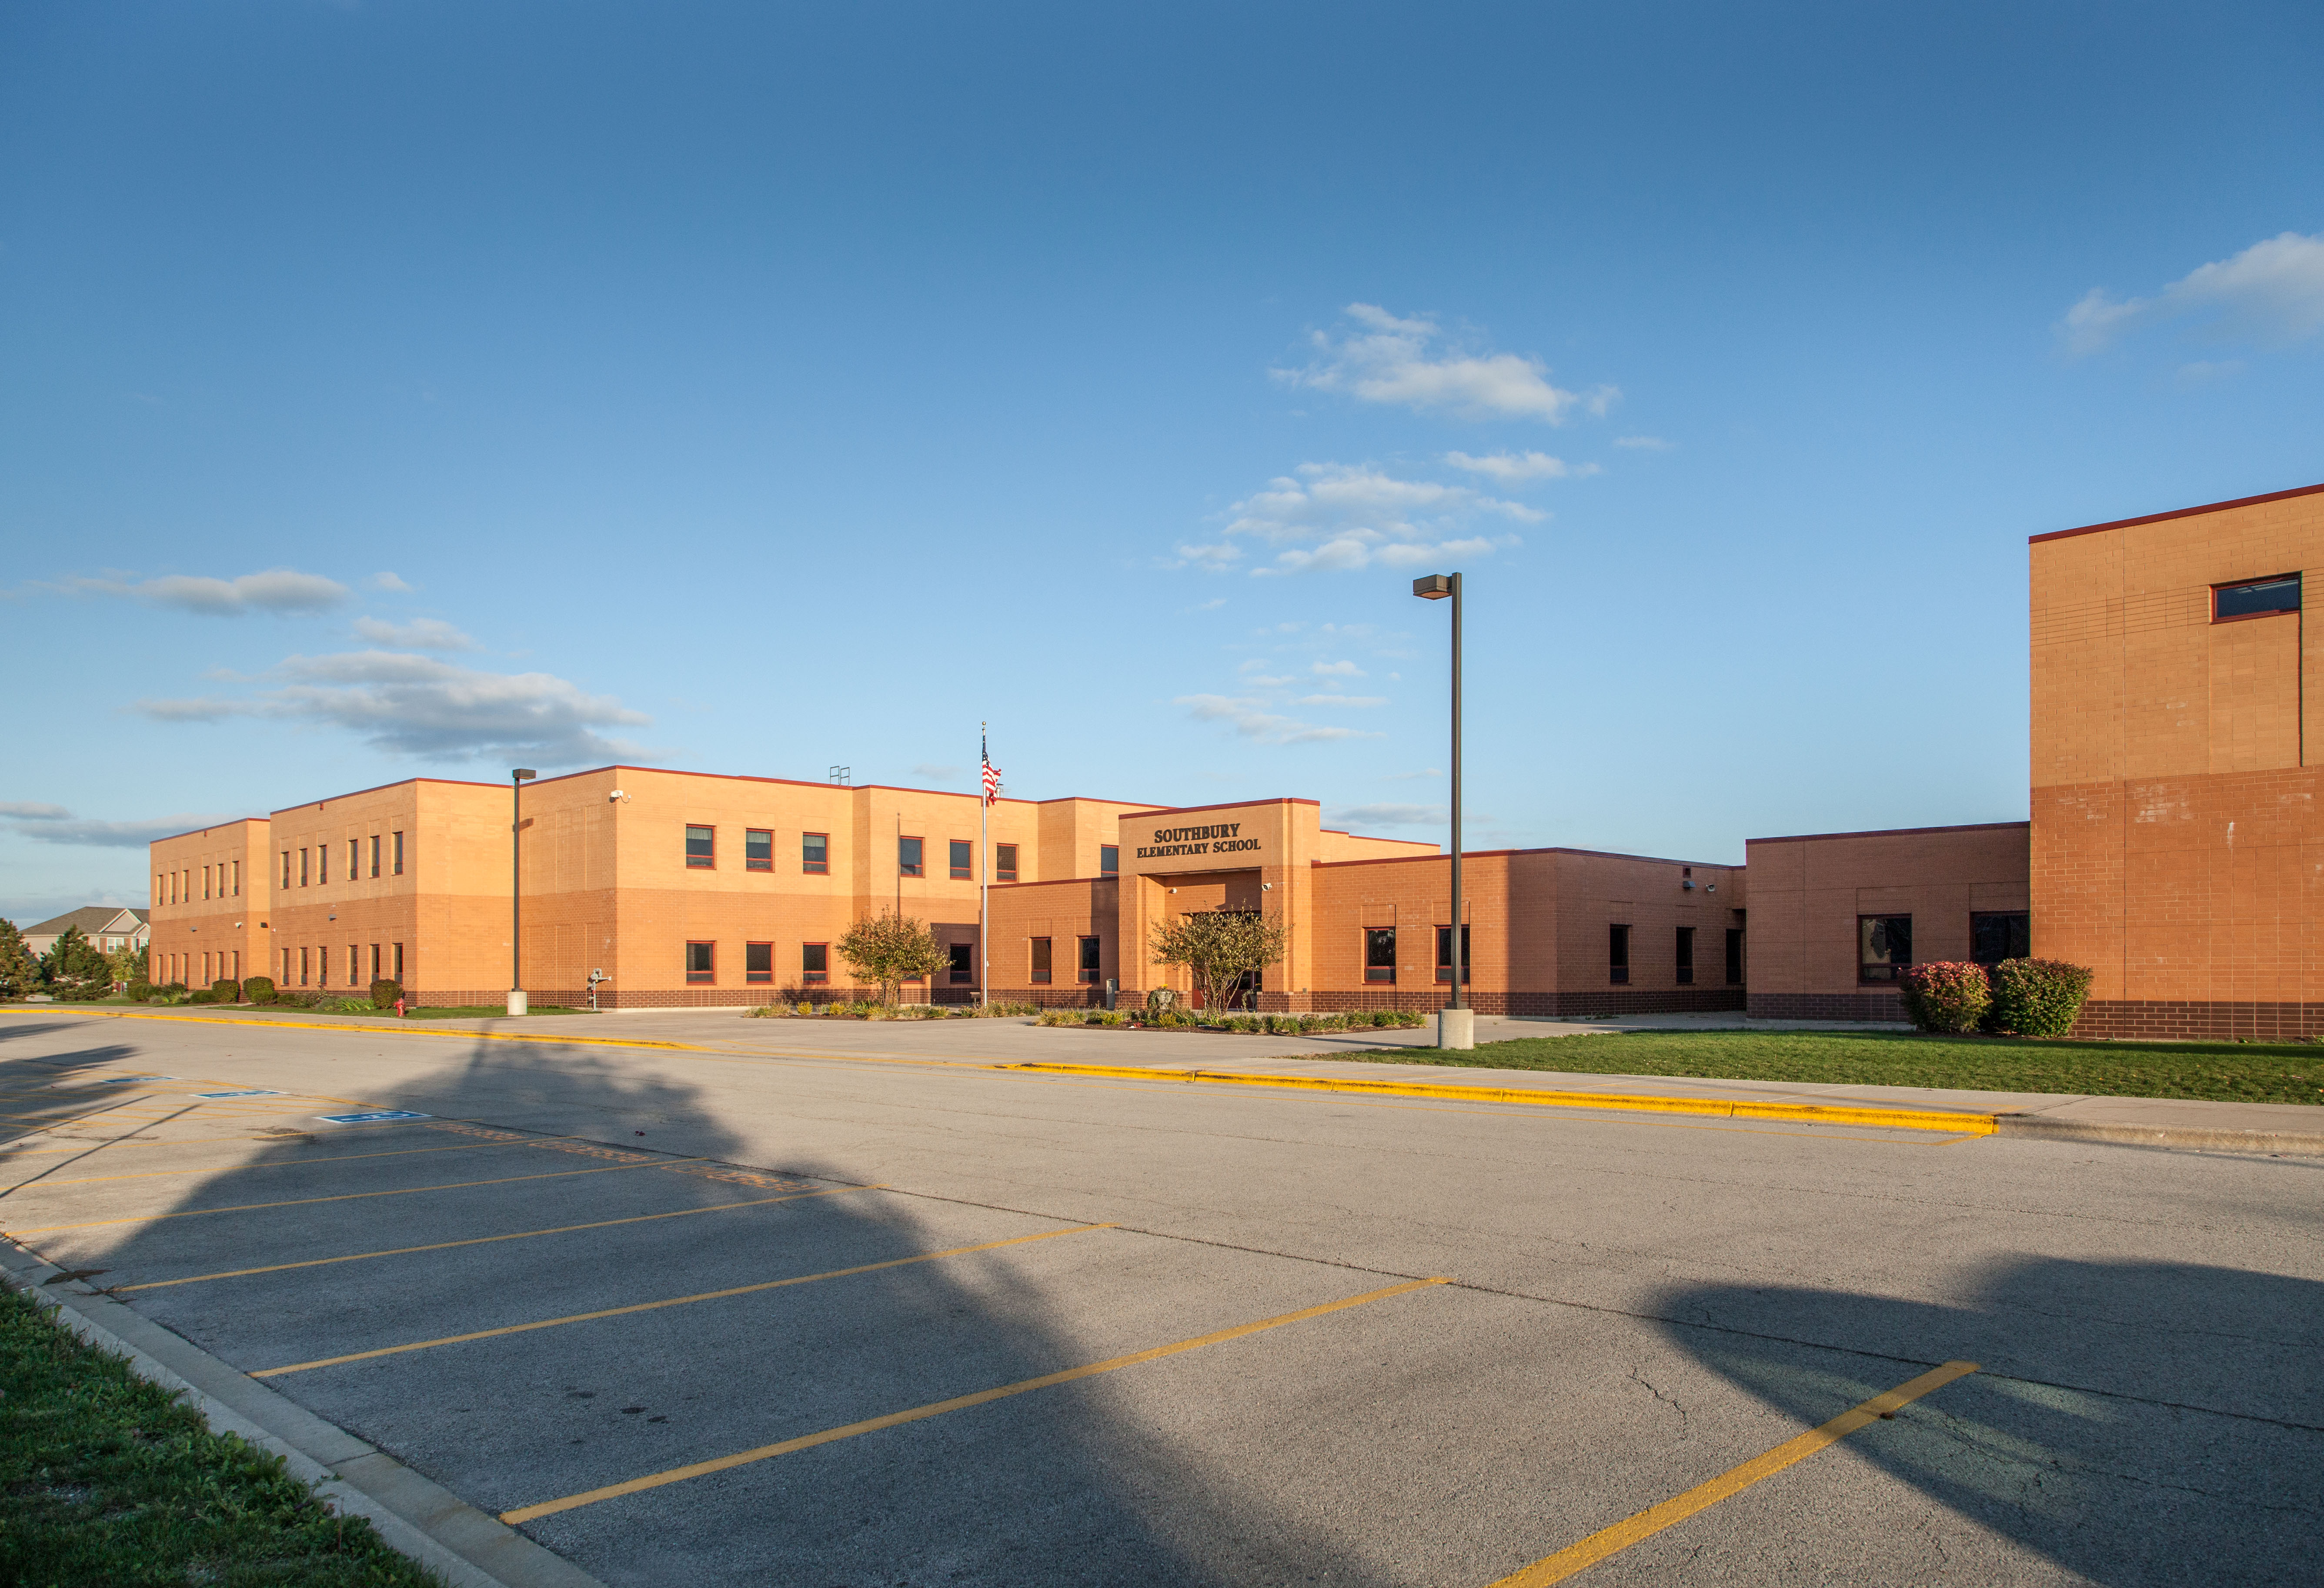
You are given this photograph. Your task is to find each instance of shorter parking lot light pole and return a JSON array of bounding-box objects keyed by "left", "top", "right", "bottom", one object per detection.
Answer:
[
  {"left": 1412, "top": 572, "right": 1471, "bottom": 1050},
  {"left": 510, "top": 769, "right": 536, "bottom": 1017}
]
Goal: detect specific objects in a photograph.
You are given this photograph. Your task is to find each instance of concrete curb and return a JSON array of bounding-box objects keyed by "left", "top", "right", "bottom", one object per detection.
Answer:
[
  {"left": 0, "top": 1237, "right": 605, "bottom": 1588},
  {"left": 1993, "top": 1114, "right": 2324, "bottom": 1155}
]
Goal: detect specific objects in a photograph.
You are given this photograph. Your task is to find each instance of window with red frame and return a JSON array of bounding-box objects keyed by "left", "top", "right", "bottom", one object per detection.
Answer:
[
  {"left": 745, "top": 829, "right": 773, "bottom": 871},
  {"left": 2214, "top": 574, "right": 2300, "bottom": 622},
  {"left": 686, "top": 941, "right": 715, "bottom": 983},
  {"left": 950, "top": 839, "right": 972, "bottom": 879},
  {"left": 801, "top": 943, "right": 828, "bottom": 984},
  {"left": 898, "top": 836, "right": 923, "bottom": 877},
  {"left": 745, "top": 942, "right": 773, "bottom": 983},
  {"left": 686, "top": 826, "right": 715, "bottom": 868},
  {"left": 1029, "top": 937, "right": 1052, "bottom": 983},
  {"left": 802, "top": 833, "right": 829, "bottom": 873},
  {"left": 995, "top": 842, "right": 1018, "bottom": 882}
]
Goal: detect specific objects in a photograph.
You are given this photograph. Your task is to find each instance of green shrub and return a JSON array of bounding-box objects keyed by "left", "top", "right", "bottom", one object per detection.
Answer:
[
  {"left": 1991, "top": 958, "right": 2095, "bottom": 1037},
  {"left": 211, "top": 978, "right": 240, "bottom": 1003},
  {"left": 186, "top": 990, "right": 215, "bottom": 1004},
  {"left": 243, "top": 976, "right": 277, "bottom": 1004},
  {"left": 370, "top": 979, "right": 401, "bottom": 1008},
  {"left": 1898, "top": 961, "right": 1992, "bottom": 1033},
  {"left": 124, "top": 981, "right": 155, "bottom": 1002}
]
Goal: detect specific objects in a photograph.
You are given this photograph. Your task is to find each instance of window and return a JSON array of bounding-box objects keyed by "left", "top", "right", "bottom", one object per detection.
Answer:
[
  {"left": 301, "top": 849, "right": 310, "bottom": 886},
  {"left": 1436, "top": 924, "right": 1471, "bottom": 984},
  {"left": 348, "top": 839, "right": 359, "bottom": 879},
  {"left": 201, "top": 866, "right": 210, "bottom": 901},
  {"left": 1609, "top": 924, "right": 1631, "bottom": 985},
  {"left": 745, "top": 942, "right": 773, "bottom": 983},
  {"left": 282, "top": 949, "right": 292, "bottom": 983},
  {"left": 1099, "top": 845, "right": 1119, "bottom": 877},
  {"left": 745, "top": 829, "right": 773, "bottom": 871},
  {"left": 392, "top": 943, "right": 404, "bottom": 978},
  {"left": 392, "top": 831, "right": 404, "bottom": 875},
  {"left": 319, "top": 844, "right": 330, "bottom": 884},
  {"left": 1970, "top": 911, "right": 2031, "bottom": 965},
  {"left": 300, "top": 947, "right": 311, "bottom": 986},
  {"left": 1029, "top": 937, "right": 1052, "bottom": 983},
  {"left": 686, "top": 826, "right": 716, "bottom": 869},
  {"left": 801, "top": 943, "right": 828, "bottom": 984},
  {"left": 370, "top": 944, "right": 381, "bottom": 980},
  {"left": 899, "top": 836, "right": 923, "bottom": 877},
  {"left": 281, "top": 852, "right": 291, "bottom": 889},
  {"left": 1675, "top": 926, "right": 1695, "bottom": 986},
  {"left": 348, "top": 947, "right": 359, "bottom": 986},
  {"left": 2214, "top": 574, "right": 2300, "bottom": 622},
  {"left": 1726, "top": 927, "right": 1745, "bottom": 986},
  {"left": 950, "top": 839, "right": 973, "bottom": 880},
  {"left": 319, "top": 946, "right": 329, "bottom": 985},
  {"left": 995, "top": 843, "right": 1018, "bottom": 882},
  {"left": 1859, "top": 915, "right": 1912, "bottom": 983},
  {"left": 370, "top": 836, "right": 381, "bottom": 878},
  {"left": 1078, "top": 936, "right": 1102, "bottom": 984},
  {"left": 802, "top": 832, "right": 829, "bottom": 874},
  {"left": 949, "top": 943, "right": 973, "bottom": 984},
  {"left": 1365, "top": 928, "right": 1397, "bottom": 983},
  {"left": 686, "top": 941, "right": 715, "bottom": 983},
  {"left": 232, "top": 860, "right": 240, "bottom": 896}
]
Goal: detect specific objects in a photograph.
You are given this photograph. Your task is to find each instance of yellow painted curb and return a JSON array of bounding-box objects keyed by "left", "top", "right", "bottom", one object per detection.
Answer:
[{"left": 991, "top": 1061, "right": 2000, "bottom": 1135}]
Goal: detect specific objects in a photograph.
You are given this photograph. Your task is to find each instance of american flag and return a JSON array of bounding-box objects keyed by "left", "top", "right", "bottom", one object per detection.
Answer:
[{"left": 981, "top": 732, "right": 1001, "bottom": 804}]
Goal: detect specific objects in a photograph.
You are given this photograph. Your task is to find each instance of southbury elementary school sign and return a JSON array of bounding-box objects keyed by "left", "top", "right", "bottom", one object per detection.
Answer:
[{"left": 1134, "top": 823, "right": 1265, "bottom": 863}]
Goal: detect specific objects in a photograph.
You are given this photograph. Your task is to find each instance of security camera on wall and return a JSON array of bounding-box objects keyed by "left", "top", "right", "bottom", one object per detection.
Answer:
[{"left": 608, "top": 790, "right": 628, "bottom": 802}]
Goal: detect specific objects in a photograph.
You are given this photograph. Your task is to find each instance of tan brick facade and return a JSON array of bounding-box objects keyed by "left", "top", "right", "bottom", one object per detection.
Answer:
[
  {"left": 2031, "top": 481, "right": 2324, "bottom": 1037},
  {"left": 146, "top": 819, "right": 270, "bottom": 990}
]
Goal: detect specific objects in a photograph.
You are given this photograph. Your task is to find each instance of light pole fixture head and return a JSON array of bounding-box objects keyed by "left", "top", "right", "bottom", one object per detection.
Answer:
[
  {"left": 512, "top": 769, "right": 537, "bottom": 782},
  {"left": 1412, "top": 574, "right": 1452, "bottom": 600}
]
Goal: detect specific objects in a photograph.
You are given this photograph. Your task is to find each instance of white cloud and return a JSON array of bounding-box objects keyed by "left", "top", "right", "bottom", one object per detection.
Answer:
[
  {"left": 365, "top": 572, "right": 416, "bottom": 593},
  {"left": 1218, "top": 461, "right": 1531, "bottom": 578},
  {"left": 133, "top": 651, "right": 653, "bottom": 766},
  {"left": 0, "top": 803, "right": 240, "bottom": 848},
  {"left": 1613, "top": 435, "right": 1673, "bottom": 450},
  {"left": 1312, "top": 659, "right": 1366, "bottom": 678},
  {"left": 1293, "top": 694, "right": 1388, "bottom": 707},
  {"left": 2061, "top": 231, "right": 2324, "bottom": 356},
  {"left": 1174, "top": 694, "right": 1382, "bottom": 746},
  {"left": 1325, "top": 802, "right": 1446, "bottom": 829},
  {"left": 1172, "top": 542, "right": 1244, "bottom": 569},
  {"left": 1442, "top": 450, "right": 1597, "bottom": 481},
  {"left": 354, "top": 616, "right": 480, "bottom": 652},
  {"left": 1276, "top": 304, "right": 1617, "bottom": 422},
  {"left": 1196, "top": 597, "right": 1228, "bottom": 610},
  {"left": 65, "top": 568, "right": 349, "bottom": 615}
]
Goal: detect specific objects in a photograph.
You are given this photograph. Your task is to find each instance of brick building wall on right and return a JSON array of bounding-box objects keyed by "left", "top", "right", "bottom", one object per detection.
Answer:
[{"left": 2030, "top": 481, "right": 2324, "bottom": 1039}]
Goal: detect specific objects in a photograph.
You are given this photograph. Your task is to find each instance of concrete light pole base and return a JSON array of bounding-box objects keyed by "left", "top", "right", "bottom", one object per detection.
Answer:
[
  {"left": 1437, "top": 1007, "right": 1474, "bottom": 1050},
  {"left": 506, "top": 990, "right": 528, "bottom": 1017}
]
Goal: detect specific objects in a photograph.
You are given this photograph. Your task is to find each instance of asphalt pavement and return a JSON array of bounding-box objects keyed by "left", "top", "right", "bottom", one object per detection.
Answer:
[{"left": 2, "top": 1005, "right": 2318, "bottom": 1586}]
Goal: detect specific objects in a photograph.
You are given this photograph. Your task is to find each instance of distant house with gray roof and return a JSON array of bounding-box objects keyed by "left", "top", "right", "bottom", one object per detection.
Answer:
[{"left": 21, "top": 907, "right": 150, "bottom": 959}]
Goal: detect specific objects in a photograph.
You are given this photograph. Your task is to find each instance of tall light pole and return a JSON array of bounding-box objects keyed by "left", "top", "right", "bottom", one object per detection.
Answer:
[
  {"left": 509, "top": 769, "right": 536, "bottom": 1017},
  {"left": 1412, "top": 573, "right": 1470, "bottom": 1050}
]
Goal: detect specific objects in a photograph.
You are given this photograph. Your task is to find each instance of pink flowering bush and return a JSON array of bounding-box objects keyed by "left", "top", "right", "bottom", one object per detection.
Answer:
[{"left": 1898, "top": 960, "right": 1993, "bottom": 1033}]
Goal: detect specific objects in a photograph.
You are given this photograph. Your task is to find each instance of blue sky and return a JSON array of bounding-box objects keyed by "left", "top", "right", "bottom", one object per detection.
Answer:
[{"left": 5, "top": 0, "right": 2322, "bottom": 924}]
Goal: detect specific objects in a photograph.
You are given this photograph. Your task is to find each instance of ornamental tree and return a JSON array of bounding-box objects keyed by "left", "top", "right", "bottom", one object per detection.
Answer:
[
  {"left": 835, "top": 910, "right": 951, "bottom": 1007},
  {"left": 1149, "top": 909, "right": 1288, "bottom": 1013},
  {"left": 41, "top": 926, "right": 113, "bottom": 1001},
  {"left": 0, "top": 921, "right": 40, "bottom": 1000}
]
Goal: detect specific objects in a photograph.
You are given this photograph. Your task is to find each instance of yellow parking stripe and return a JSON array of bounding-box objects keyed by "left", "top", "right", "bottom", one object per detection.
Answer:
[
  {"left": 1, "top": 1136, "right": 544, "bottom": 1192},
  {"left": 501, "top": 1275, "right": 1449, "bottom": 1524},
  {"left": 111, "top": 1184, "right": 882, "bottom": 1290},
  {"left": 4, "top": 1156, "right": 703, "bottom": 1236},
  {"left": 254, "top": 1223, "right": 1115, "bottom": 1376},
  {"left": 1486, "top": 1361, "right": 1981, "bottom": 1586}
]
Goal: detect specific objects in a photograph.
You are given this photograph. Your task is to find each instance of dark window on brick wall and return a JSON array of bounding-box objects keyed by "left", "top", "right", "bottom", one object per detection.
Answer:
[
  {"left": 949, "top": 943, "right": 973, "bottom": 984},
  {"left": 1726, "top": 927, "right": 1745, "bottom": 985},
  {"left": 1435, "top": 924, "right": 1470, "bottom": 984},
  {"left": 393, "top": 831, "right": 404, "bottom": 875},
  {"left": 1099, "top": 845, "right": 1119, "bottom": 877},
  {"left": 1675, "top": 926, "right": 1695, "bottom": 985},
  {"left": 995, "top": 843, "right": 1018, "bottom": 882},
  {"left": 745, "top": 942, "right": 772, "bottom": 983},
  {"left": 745, "top": 829, "right": 773, "bottom": 871},
  {"left": 1029, "top": 937, "right": 1052, "bottom": 983},
  {"left": 2214, "top": 574, "right": 2300, "bottom": 622},
  {"left": 1609, "top": 924, "right": 1630, "bottom": 985},
  {"left": 686, "top": 826, "right": 715, "bottom": 869},
  {"left": 1859, "top": 915, "right": 1912, "bottom": 983},
  {"left": 802, "top": 833, "right": 828, "bottom": 874},
  {"left": 686, "top": 941, "right": 715, "bottom": 983},
  {"left": 801, "top": 943, "right": 828, "bottom": 984},
  {"left": 1078, "top": 936, "right": 1101, "bottom": 983},
  {"left": 1970, "top": 911, "right": 2031, "bottom": 965},
  {"left": 898, "top": 836, "right": 923, "bottom": 877},
  {"left": 1364, "top": 927, "right": 1396, "bottom": 983},
  {"left": 951, "top": 839, "right": 973, "bottom": 879}
]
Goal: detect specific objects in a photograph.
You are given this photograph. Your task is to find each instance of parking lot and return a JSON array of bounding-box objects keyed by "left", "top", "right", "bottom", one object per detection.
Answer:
[{"left": 3, "top": 1006, "right": 2320, "bottom": 1586}]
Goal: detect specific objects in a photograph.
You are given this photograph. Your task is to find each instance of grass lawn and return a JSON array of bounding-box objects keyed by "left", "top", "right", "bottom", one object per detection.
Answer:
[
  {"left": 0, "top": 1286, "right": 441, "bottom": 1587},
  {"left": 1340, "top": 1028, "right": 2324, "bottom": 1105}
]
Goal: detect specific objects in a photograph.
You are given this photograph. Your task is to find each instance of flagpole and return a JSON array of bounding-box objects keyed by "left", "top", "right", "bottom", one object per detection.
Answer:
[{"left": 979, "top": 722, "right": 990, "bottom": 1008}]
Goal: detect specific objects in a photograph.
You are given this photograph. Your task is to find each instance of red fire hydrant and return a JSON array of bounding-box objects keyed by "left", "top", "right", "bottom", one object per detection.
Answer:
[{"left": 394, "top": 997, "right": 408, "bottom": 1019}]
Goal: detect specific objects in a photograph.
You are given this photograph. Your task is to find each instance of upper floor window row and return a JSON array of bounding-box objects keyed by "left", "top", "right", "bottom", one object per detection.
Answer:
[
  {"left": 279, "top": 831, "right": 402, "bottom": 888},
  {"left": 2215, "top": 574, "right": 2300, "bottom": 623},
  {"left": 686, "top": 826, "right": 831, "bottom": 873}
]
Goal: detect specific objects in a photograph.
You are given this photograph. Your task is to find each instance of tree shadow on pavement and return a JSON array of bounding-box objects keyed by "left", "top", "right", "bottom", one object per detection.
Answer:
[
  {"left": 7, "top": 1026, "right": 1408, "bottom": 1588},
  {"left": 1655, "top": 1255, "right": 2324, "bottom": 1585}
]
